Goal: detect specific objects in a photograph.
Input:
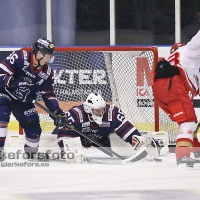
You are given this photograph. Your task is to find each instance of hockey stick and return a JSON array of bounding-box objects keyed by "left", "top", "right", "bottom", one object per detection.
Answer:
[
  {"left": 84, "top": 150, "right": 148, "bottom": 165},
  {"left": 195, "top": 121, "right": 200, "bottom": 133}
]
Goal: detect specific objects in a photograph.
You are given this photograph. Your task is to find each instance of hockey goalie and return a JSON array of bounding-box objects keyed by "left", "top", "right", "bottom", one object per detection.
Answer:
[{"left": 50, "top": 93, "right": 166, "bottom": 163}]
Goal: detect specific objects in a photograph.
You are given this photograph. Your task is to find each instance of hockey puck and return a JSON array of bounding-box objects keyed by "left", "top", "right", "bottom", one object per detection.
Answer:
[{"left": 155, "top": 158, "right": 162, "bottom": 162}]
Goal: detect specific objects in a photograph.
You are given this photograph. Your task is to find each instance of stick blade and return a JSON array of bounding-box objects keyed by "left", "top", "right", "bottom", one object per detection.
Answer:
[
  {"left": 122, "top": 150, "right": 147, "bottom": 164},
  {"left": 128, "top": 150, "right": 147, "bottom": 162}
]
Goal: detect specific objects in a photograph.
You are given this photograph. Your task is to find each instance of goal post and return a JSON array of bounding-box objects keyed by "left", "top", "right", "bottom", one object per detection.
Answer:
[{"left": 19, "top": 46, "right": 179, "bottom": 144}]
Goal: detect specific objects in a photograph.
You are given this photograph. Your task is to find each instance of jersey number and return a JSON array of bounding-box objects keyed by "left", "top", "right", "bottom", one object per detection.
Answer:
[
  {"left": 7, "top": 52, "right": 18, "bottom": 64},
  {"left": 66, "top": 111, "right": 75, "bottom": 124},
  {"left": 117, "top": 109, "right": 125, "bottom": 122}
]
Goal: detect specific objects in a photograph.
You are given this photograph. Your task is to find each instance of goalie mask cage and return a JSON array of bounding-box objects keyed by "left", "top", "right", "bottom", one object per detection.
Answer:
[{"left": 20, "top": 46, "right": 178, "bottom": 144}]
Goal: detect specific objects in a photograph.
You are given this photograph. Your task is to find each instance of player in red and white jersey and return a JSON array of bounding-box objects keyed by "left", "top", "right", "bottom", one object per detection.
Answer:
[{"left": 152, "top": 30, "right": 200, "bottom": 168}]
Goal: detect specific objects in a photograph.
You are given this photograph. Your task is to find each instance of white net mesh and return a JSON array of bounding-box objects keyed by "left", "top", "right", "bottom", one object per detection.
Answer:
[{"left": 23, "top": 47, "right": 178, "bottom": 144}]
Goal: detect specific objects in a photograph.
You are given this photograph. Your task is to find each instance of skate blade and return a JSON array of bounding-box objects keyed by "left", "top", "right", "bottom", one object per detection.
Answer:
[{"left": 178, "top": 163, "right": 200, "bottom": 170}]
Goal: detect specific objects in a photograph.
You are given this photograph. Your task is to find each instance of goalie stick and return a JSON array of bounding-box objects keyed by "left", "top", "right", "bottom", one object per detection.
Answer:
[
  {"left": 84, "top": 150, "right": 148, "bottom": 165},
  {"left": 30, "top": 99, "right": 147, "bottom": 162}
]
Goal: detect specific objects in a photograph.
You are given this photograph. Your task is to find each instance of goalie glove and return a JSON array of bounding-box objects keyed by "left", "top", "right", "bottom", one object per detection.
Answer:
[{"left": 132, "top": 135, "right": 160, "bottom": 160}]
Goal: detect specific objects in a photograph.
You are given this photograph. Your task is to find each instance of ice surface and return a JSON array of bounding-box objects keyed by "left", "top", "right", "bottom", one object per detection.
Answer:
[{"left": 1, "top": 131, "right": 200, "bottom": 200}]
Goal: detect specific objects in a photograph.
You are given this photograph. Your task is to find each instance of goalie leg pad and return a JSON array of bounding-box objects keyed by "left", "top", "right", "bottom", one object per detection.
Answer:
[
  {"left": 109, "top": 132, "right": 135, "bottom": 157},
  {"left": 63, "top": 138, "right": 85, "bottom": 163},
  {"left": 65, "top": 149, "right": 85, "bottom": 163}
]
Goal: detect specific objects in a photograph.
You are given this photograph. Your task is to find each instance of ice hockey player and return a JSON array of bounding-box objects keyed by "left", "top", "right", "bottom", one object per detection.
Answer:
[
  {"left": 152, "top": 31, "right": 200, "bottom": 168},
  {"left": 52, "top": 93, "right": 162, "bottom": 161},
  {"left": 0, "top": 38, "right": 66, "bottom": 161}
]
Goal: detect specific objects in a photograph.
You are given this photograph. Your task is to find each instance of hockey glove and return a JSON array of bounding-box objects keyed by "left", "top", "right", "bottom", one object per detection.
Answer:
[
  {"left": 12, "top": 79, "right": 31, "bottom": 102},
  {"left": 132, "top": 135, "right": 160, "bottom": 160},
  {"left": 50, "top": 108, "right": 68, "bottom": 126}
]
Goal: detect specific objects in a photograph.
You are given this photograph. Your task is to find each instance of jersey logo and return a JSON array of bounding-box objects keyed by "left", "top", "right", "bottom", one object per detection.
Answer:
[
  {"left": 82, "top": 127, "right": 90, "bottom": 132},
  {"left": 36, "top": 79, "right": 44, "bottom": 85},
  {"left": 24, "top": 108, "right": 37, "bottom": 116},
  {"left": 49, "top": 44, "right": 54, "bottom": 48},
  {"left": 22, "top": 67, "right": 36, "bottom": 78},
  {"left": 38, "top": 71, "right": 49, "bottom": 80},
  {"left": 82, "top": 121, "right": 90, "bottom": 127},
  {"left": 99, "top": 122, "right": 110, "bottom": 127}
]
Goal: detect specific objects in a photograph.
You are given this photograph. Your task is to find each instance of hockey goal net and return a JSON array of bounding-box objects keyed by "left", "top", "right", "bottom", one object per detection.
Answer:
[{"left": 20, "top": 46, "right": 178, "bottom": 144}]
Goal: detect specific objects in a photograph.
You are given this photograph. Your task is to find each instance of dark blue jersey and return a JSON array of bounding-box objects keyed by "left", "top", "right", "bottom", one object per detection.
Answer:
[
  {"left": 57, "top": 104, "right": 141, "bottom": 146},
  {"left": 0, "top": 50, "right": 59, "bottom": 111}
]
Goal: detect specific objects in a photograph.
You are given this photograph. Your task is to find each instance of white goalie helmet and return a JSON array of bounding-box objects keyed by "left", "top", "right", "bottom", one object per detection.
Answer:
[{"left": 83, "top": 93, "right": 106, "bottom": 125}]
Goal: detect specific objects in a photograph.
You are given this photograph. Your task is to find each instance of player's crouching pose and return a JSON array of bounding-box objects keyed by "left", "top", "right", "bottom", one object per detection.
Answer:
[
  {"left": 0, "top": 39, "right": 66, "bottom": 161},
  {"left": 152, "top": 30, "right": 200, "bottom": 169},
  {"left": 52, "top": 93, "right": 162, "bottom": 162}
]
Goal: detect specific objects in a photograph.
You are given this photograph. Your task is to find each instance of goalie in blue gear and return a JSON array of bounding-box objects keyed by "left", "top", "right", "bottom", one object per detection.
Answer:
[
  {"left": 0, "top": 38, "right": 65, "bottom": 161},
  {"left": 53, "top": 93, "right": 163, "bottom": 160}
]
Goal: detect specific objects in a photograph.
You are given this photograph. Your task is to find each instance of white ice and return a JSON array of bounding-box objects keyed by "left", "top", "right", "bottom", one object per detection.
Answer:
[{"left": 0, "top": 131, "right": 200, "bottom": 200}]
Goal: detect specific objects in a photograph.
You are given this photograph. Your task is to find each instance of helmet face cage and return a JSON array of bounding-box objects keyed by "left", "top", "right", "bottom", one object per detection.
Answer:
[
  {"left": 83, "top": 93, "right": 106, "bottom": 124},
  {"left": 33, "top": 38, "right": 55, "bottom": 63},
  {"left": 92, "top": 108, "right": 105, "bottom": 116}
]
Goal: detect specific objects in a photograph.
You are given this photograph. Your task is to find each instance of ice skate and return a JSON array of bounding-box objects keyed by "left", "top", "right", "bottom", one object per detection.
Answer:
[
  {"left": 37, "top": 152, "right": 51, "bottom": 162},
  {"left": 177, "top": 156, "right": 200, "bottom": 169},
  {"left": 25, "top": 152, "right": 51, "bottom": 162},
  {"left": 193, "top": 151, "right": 200, "bottom": 160}
]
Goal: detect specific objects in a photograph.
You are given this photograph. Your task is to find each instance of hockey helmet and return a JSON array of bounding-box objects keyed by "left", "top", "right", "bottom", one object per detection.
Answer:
[
  {"left": 33, "top": 38, "right": 55, "bottom": 63},
  {"left": 170, "top": 42, "right": 185, "bottom": 54},
  {"left": 83, "top": 93, "right": 106, "bottom": 125}
]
